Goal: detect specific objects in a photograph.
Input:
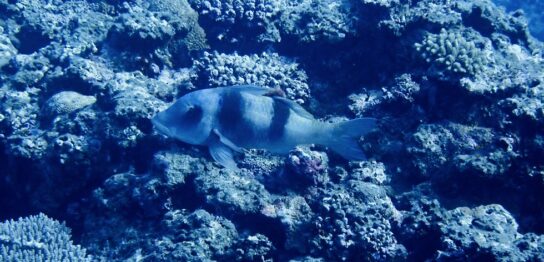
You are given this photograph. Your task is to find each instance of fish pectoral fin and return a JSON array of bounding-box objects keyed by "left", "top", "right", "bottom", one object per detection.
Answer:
[
  {"left": 212, "top": 129, "right": 243, "bottom": 153},
  {"left": 273, "top": 97, "right": 315, "bottom": 120},
  {"left": 209, "top": 141, "right": 240, "bottom": 171},
  {"left": 208, "top": 130, "right": 240, "bottom": 171}
]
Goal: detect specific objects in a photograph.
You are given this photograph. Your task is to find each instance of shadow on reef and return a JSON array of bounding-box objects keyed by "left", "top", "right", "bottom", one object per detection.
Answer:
[
  {"left": 431, "top": 161, "right": 544, "bottom": 234},
  {"left": 14, "top": 26, "right": 52, "bottom": 55},
  {"left": 0, "top": 156, "right": 41, "bottom": 221}
]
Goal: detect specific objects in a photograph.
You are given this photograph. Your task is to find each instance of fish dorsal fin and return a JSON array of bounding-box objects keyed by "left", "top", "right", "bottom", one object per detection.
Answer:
[
  {"left": 262, "top": 87, "right": 286, "bottom": 97},
  {"left": 221, "top": 85, "right": 287, "bottom": 98},
  {"left": 221, "top": 85, "right": 272, "bottom": 96},
  {"left": 208, "top": 129, "right": 241, "bottom": 171},
  {"left": 273, "top": 97, "right": 315, "bottom": 120},
  {"left": 221, "top": 85, "right": 314, "bottom": 119}
]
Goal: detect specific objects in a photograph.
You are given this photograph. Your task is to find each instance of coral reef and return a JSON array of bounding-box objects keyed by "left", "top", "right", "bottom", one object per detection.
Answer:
[
  {"left": 396, "top": 187, "right": 544, "bottom": 261},
  {"left": 437, "top": 205, "right": 536, "bottom": 260},
  {"left": 0, "top": 213, "right": 91, "bottom": 261},
  {"left": 194, "top": 51, "right": 310, "bottom": 103},
  {"left": 306, "top": 181, "right": 406, "bottom": 261},
  {"left": 0, "top": 0, "right": 543, "bottom": 261},
  {"left": 42, "top": 91, "right": 96, "bottom": 118},
  {"left": 278, "top": 0, "right": 355, "bottom": 43},
  {"left": 286, "top": 146, "right": 329, "bottom": 186},
  {"left": 0, "top": 26, "right": 16, "bottom": 68},
  {"left": 188, "top": 0, "right": 355, "bottom": 44},
  {"left": 414, "top": 28, "right": 491, "bottom": 78},
  {"left": 189, "top": 0, "right": 282, "bottom": 43}
]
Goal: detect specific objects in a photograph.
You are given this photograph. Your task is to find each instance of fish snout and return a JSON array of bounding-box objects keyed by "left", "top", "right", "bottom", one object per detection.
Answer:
[{"left": 151, "top": 112, "right": 173, "bottom": 137}]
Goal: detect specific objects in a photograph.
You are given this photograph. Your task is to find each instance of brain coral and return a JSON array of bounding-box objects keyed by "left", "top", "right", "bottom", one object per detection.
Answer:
[{"left": 42, "top": 91, "right": 96, "bottom": 117}]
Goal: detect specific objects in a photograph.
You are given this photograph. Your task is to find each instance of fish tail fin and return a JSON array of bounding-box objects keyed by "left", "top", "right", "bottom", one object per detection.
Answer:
[{"left": 322, "top": 118, "right": 377, "bottom": 161}]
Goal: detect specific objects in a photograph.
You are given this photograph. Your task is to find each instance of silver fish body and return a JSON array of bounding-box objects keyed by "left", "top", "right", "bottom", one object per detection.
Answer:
[{"left": 152, "top": 85, "right": 376, "bottom": 170}]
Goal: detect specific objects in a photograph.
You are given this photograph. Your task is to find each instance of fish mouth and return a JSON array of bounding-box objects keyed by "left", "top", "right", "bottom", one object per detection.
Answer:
[{"left": 151, "top": 115, "right": 172, "bottom": 137}]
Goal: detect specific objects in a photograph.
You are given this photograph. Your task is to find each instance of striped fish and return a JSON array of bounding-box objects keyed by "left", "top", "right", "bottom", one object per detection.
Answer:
[{"left": 152, "top": 85, "right": 376, "bottom": 171}]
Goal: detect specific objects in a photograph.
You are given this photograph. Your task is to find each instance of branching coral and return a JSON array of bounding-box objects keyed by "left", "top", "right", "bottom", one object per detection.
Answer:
[
  {"left": 0, "top": 214, "right": 91, "bottom": 261},
  {"left": 415, "top": 28, "right": 490, "bottom": 78}
]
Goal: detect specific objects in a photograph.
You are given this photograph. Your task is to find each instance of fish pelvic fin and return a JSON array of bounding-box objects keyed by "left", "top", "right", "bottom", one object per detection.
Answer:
[
  {"left": 208, "top": 129, "right": 241, "bottom": 171},
  {"left": 212, "top": 129, "right": 243, "bottom": 153},
  {"left": 323, "top": 118, "right": 377, "bottom": 161}
]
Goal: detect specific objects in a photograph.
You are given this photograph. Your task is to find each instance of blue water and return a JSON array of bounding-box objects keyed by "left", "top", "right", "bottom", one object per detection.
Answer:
[
  {"left": 0, "top": 0, "right": 543, "bottom": 261},
  {"left": 494, "top": 0, "right": 544, "bottom": 40}
]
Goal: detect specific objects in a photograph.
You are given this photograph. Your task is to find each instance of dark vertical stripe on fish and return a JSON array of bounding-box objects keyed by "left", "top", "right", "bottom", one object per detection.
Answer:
[
  {"left": 217, "top": 90, "right": 253, "bottom": 143},
  {"left": 269, "top": 99, "right": 290, "bottom": 141}
]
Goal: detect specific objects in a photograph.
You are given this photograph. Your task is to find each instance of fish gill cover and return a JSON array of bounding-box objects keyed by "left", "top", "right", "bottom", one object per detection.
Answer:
[{"left": 0, "top": 0, "right": 543, "bottom": 261}]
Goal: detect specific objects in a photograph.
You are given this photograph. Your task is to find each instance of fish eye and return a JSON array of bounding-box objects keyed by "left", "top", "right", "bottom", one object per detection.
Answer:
[{"left": 181, "top": 105, "right": 203, "bottom": 124}]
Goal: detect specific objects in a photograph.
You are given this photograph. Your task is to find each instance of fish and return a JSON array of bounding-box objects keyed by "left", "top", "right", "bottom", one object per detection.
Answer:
[{"left": 152, "top": 85, "right": 377, "bottom": 171}]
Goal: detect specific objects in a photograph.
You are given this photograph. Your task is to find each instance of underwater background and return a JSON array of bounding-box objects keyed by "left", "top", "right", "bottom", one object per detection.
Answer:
[{"left": 0, "top": 0, "right": 543, "bottom": 261}]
